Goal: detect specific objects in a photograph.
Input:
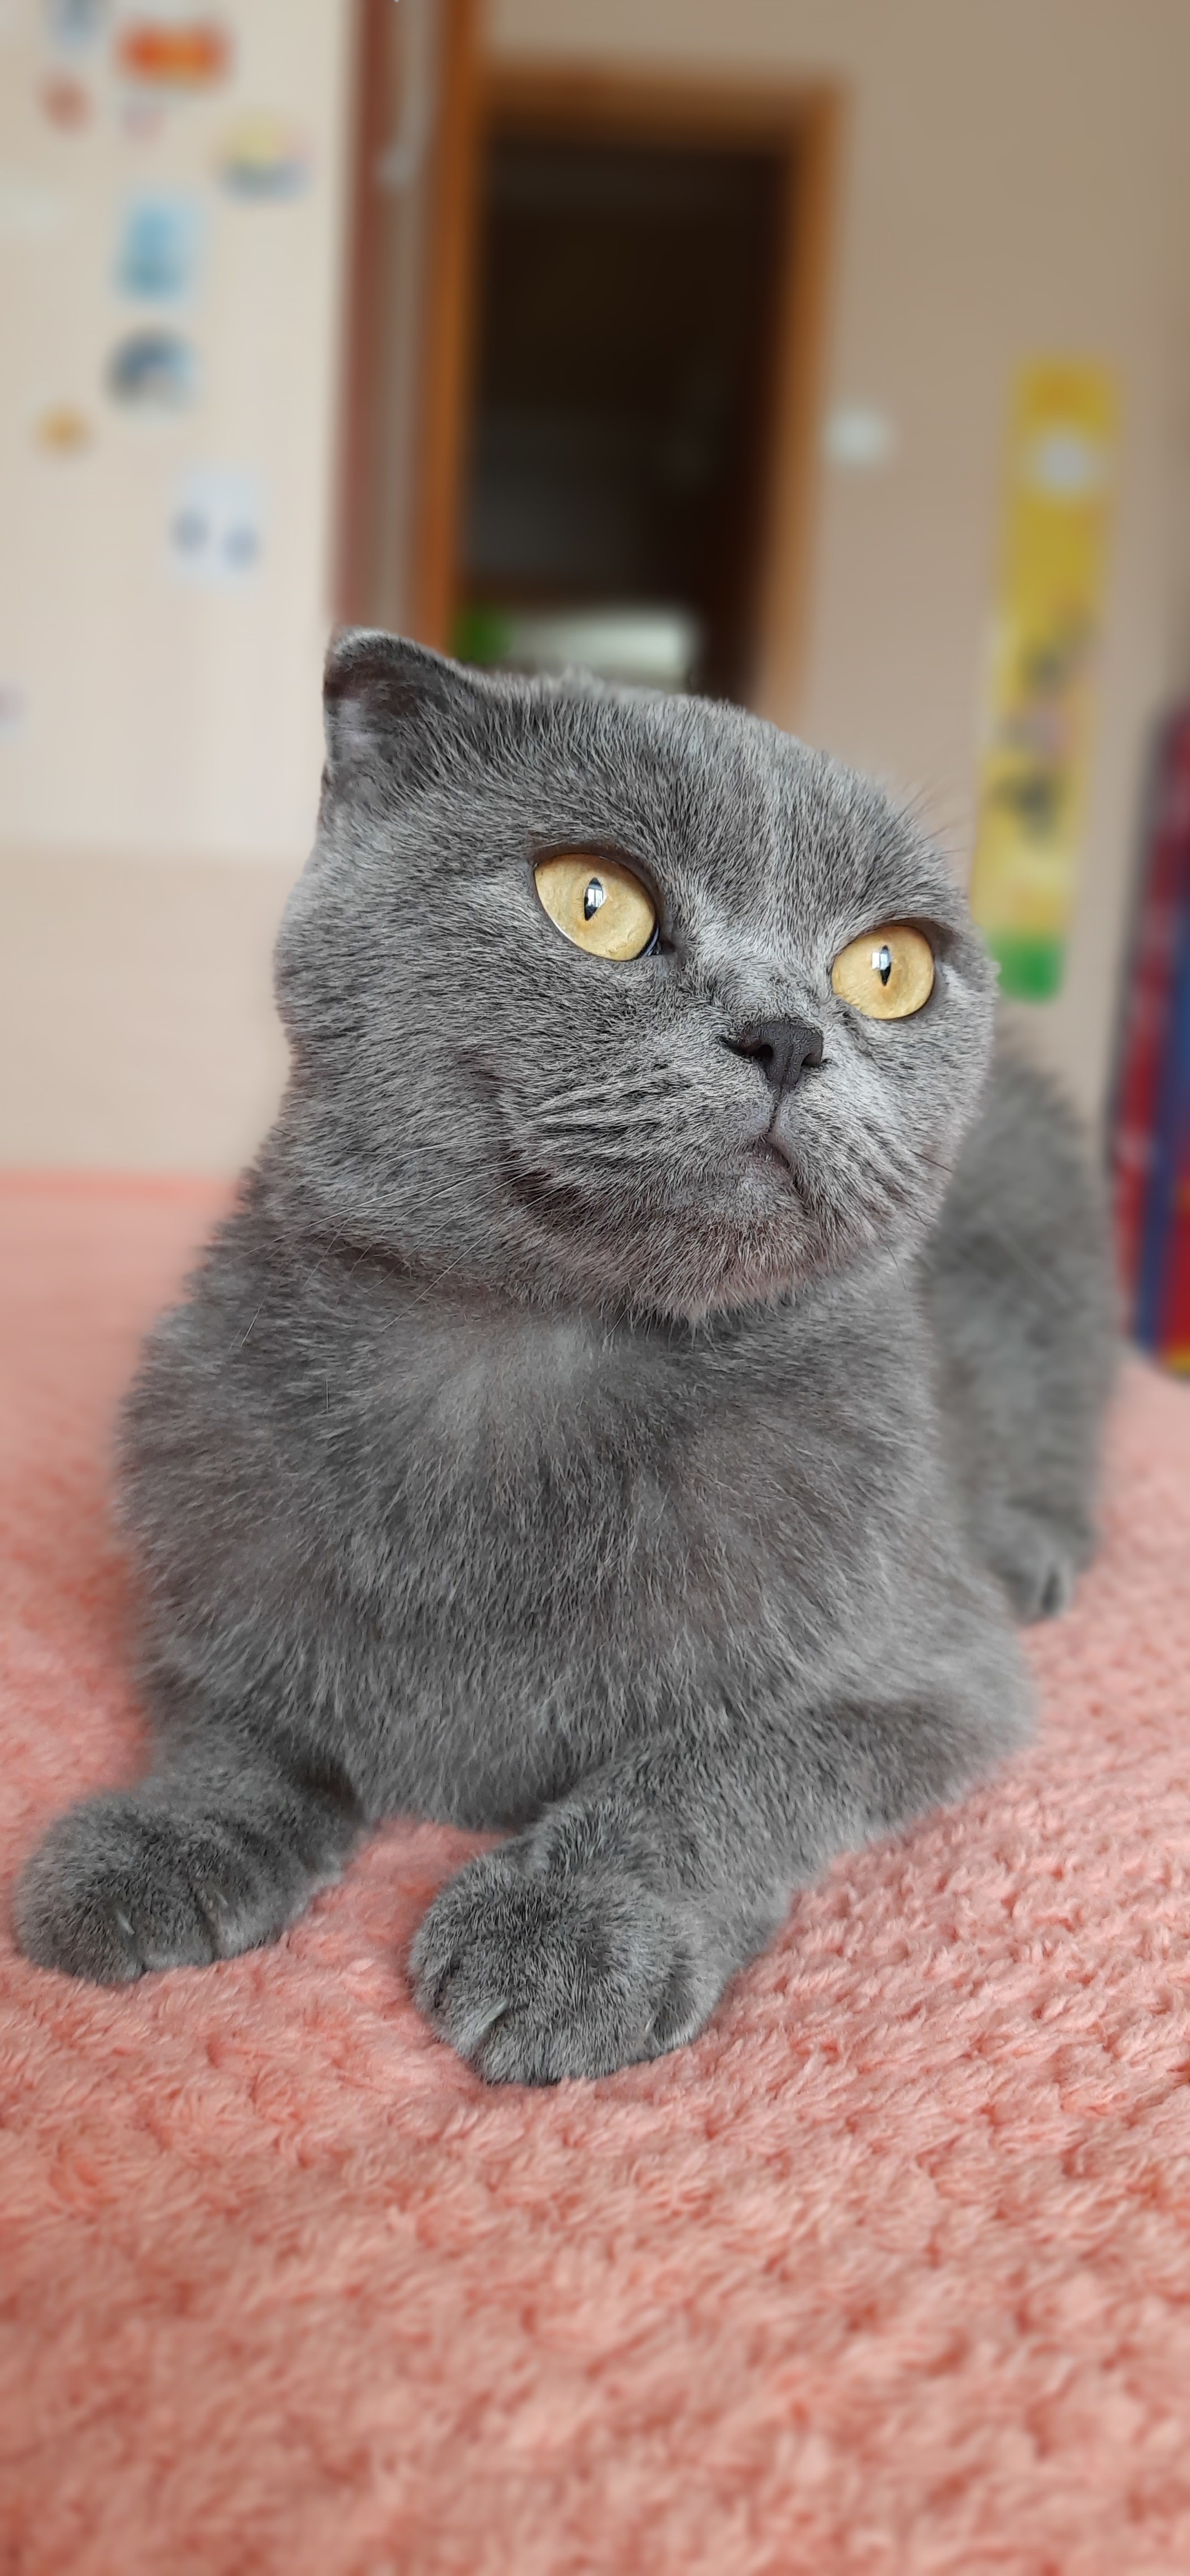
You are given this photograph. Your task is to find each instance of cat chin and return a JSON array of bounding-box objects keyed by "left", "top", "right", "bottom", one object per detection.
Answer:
[
  {"left": 501, "top": 1214, "right": 804, "bottom": 1327},
  {"left": 644, "top": 1178, "right": 941, "bottom": 1323},
  {"left": 612, "top": 1209, "right": 841, "bottom": 1325},
  {"left": 644, "top": 1254, "right": 820, "bottom": 1327},
  {"left": 496, "top": 1153, "right": 904, "bottom": 1324}
]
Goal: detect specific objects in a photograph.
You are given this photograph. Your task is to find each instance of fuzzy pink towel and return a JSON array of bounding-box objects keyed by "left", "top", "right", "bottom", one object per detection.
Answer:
[{"left": 2, "top": 1176, "right": 1190, "bottom": 2576}]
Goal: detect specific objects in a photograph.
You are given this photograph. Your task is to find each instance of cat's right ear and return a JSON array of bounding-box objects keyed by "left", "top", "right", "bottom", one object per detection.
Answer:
[{"left": 322, "top": 629, "right": 490, "bottom": 789}]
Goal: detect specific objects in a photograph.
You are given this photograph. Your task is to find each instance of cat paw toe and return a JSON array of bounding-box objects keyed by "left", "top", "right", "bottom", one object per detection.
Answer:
[{"left": 987, "top": 1506, "right": 1094, "bottom": 1624}]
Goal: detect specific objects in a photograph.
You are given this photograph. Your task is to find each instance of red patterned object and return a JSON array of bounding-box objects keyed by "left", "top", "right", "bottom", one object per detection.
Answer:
[
  {"left": 1161, "top": 1173, "right": 1190, "bottom": 1368},
  {"left": 116, "top": 18, "right": 232, "bottom": 87},
  {"left": 1111, "top": 708, "right": 1190, "bottom": 1336}
]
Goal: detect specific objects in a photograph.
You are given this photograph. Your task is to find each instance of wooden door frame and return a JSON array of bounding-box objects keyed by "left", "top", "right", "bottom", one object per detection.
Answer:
[
  {"left": 335, "top": 0, "right": 397, "bottom": 629},
  {"left": 338, "top": 20, "right": 843, "bottom": 719},
  {"left": 335, "top": 0, "right": 482, "bottom": 638}
]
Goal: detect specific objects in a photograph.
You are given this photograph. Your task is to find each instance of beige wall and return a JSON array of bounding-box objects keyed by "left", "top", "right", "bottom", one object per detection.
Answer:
[
  {"left": 3, "top": 0, "right": 1189, "bottom": 1166},
  {"left": 0, "top": 0, "right": 352, "bottom": 857},
  {"left": 0, "top": 851, "right": 291, "bottom": 1172}
]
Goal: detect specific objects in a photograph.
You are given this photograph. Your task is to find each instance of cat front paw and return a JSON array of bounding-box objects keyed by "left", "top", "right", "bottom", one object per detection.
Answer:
[
  {"left": 15, "top": 1791, "right": 305, "bottom": 1983},
  {"left": 984, "top": 1503, "right": 1095, "bottom": 1624},
  {"left": 410, "top": 1849, "right": 714, "bottom": 2083}
]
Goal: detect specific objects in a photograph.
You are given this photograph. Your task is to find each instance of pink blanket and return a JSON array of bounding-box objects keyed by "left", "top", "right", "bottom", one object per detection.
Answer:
[{"left": 3, "top": 1176, "right": 1189, "bottom": 2575}]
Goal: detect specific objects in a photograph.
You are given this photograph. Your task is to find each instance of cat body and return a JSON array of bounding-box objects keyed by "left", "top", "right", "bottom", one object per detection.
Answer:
[{"left": 16, "top": 639, "right": 1114, "bottom": 2079}]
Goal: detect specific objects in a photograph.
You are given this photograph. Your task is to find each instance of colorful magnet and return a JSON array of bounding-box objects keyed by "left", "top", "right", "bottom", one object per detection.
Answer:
[
  {"left": 216, "top": 113, "right": 311, "bottom": 201},
  {"left": 34, "top": 403, "right": 94, "bottom": 452},
  {"left": 40, "top": 71, "right": 92, "bottom": 127},
  {"left": 106, "top": 326, "right": 198, "bottom": 409},
  {"left": 116, "top": 192, "right": 202, "bottom": 299},
  {"left": 168, "top": 467, "right": 263, "bottom": 583},
  {"left": 116, "top": 16, "right": 231, "bottom": 88},
  {"left": 44, "top": 0, "right": 107, "bottom": 52}
]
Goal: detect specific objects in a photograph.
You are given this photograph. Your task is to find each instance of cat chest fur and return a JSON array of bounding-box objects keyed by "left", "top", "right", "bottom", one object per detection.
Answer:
[
  {"left": 126, "top": 1246, "right": 935, "bottom": 1823},
  {"left": 324, "top": 1269, "right": 922, "bottom": 1658}
]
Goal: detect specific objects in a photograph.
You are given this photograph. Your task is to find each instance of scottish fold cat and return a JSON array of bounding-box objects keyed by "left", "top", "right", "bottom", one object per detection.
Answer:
[{"left": 16, "top": 636, "right": 1114, "bottom": 2080}]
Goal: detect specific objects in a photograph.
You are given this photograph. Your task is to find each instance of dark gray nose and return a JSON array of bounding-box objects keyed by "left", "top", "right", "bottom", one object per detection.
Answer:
[{"left": 723, "top": 1017, "right": 824, "bottom": 1098}]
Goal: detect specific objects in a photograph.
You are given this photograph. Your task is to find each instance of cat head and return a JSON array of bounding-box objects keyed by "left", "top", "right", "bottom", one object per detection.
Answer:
[{"left": 273, "top": 633, "right": 996, "bottom": 1321}]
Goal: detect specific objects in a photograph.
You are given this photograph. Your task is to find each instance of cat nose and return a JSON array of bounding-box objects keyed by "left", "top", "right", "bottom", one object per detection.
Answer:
[{"left": 723, "top": 1017, "right": 824, "bottom": 1098}]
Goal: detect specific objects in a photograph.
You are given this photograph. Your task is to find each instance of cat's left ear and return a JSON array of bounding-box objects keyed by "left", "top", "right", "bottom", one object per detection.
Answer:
[{"left": 322, "top": 629, "right": 494, "bottom": 787}]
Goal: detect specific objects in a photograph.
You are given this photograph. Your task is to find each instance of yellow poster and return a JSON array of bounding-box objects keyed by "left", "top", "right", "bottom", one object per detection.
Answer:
[{"left": 969, "top": 361, "right": 1119, "bottom": 1000}]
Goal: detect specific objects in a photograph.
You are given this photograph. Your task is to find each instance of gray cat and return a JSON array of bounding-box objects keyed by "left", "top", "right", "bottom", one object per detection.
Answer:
[{"left": 15, "top": 635, "right": 1115, "bottom": 2081}]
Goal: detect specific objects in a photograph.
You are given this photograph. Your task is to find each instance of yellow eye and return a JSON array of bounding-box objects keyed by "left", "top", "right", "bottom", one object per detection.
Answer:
[
  {"left": 830, "top": 922, "right": 935, "bottom": 1020},
  {"left": 534, "top": 853, "right": 657, "bottom": 960}
]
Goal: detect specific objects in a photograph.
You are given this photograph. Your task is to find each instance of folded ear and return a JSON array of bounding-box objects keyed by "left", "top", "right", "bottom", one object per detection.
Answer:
[{"left": 322, "top": 629, "right": 494, "bottom": 786}]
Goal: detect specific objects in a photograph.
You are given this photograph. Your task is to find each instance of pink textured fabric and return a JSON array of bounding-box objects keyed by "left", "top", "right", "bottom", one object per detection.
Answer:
[{"left": 3, "top": 1175, "right": 1190, "bottom": 2576}]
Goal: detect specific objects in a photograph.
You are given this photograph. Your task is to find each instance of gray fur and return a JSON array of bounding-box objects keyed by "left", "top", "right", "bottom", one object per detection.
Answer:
[{"left": 15, "top": 636, "right": 1116, "bottom": 2080}]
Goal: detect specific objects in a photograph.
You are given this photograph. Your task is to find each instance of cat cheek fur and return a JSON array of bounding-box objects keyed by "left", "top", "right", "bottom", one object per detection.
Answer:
[{"left": 14, "top": 633, "right": 1113, "bottom": 2087}]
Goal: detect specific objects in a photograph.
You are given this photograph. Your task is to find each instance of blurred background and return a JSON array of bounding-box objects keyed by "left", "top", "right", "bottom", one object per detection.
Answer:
[{"left": 2, "top": 0, "right": 1189, "bottom": 1359}]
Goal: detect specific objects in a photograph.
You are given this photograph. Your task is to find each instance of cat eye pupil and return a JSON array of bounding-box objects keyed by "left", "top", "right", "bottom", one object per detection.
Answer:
[
  {"left": 876, "top": 944, "right": 892, "bottom": 986},
  {"left": 583, "top": 879, "right": 606, "bottom": 920}
]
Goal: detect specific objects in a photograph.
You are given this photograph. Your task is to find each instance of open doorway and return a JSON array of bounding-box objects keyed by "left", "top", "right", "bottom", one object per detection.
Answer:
[
  {"left": 457, "top": 122, "right": 786, "bottom": 700},
  {"left": 339, "top": 13, "right": 840, "bottom": 715}
]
